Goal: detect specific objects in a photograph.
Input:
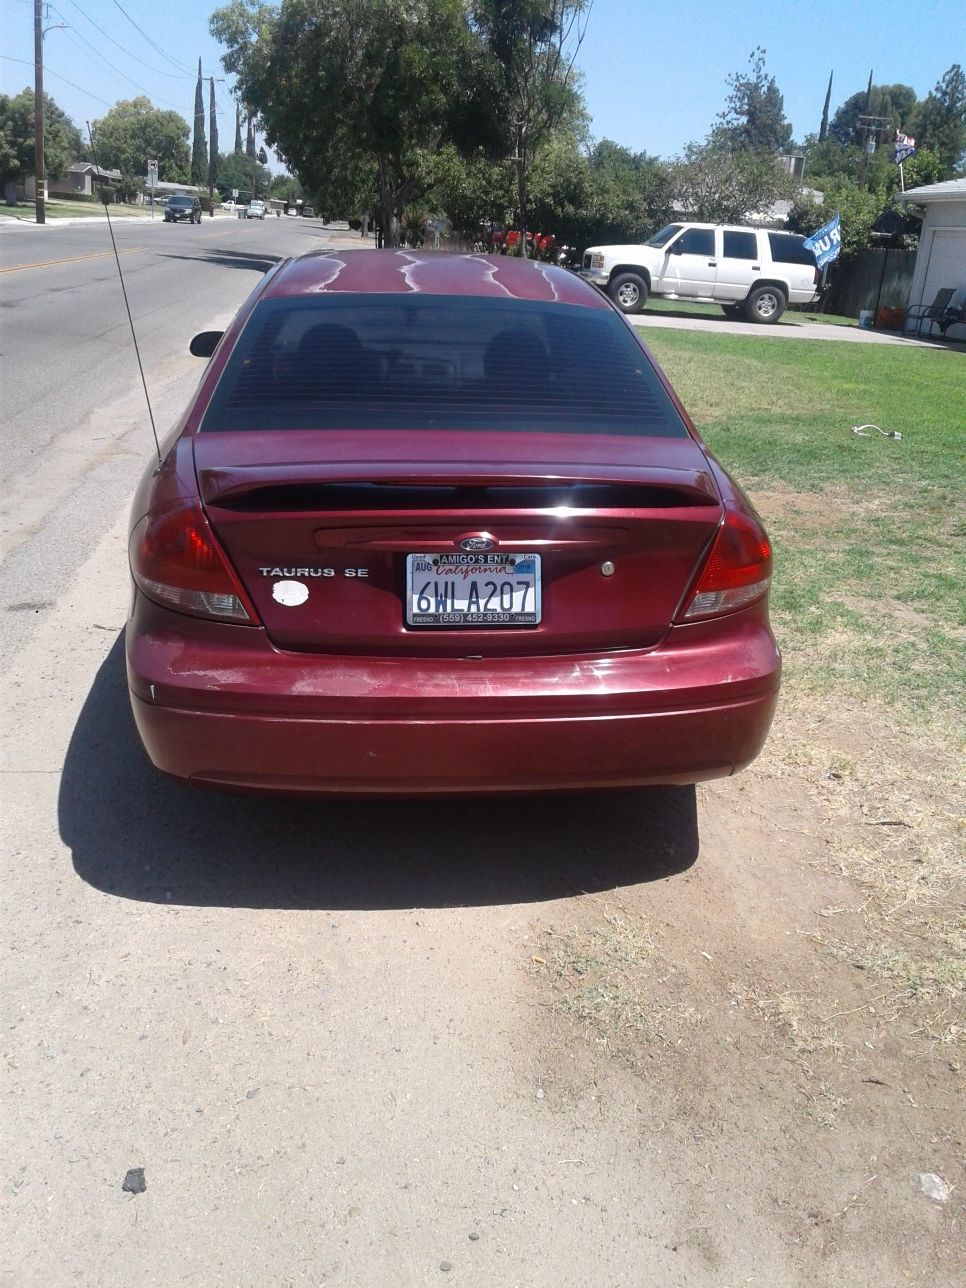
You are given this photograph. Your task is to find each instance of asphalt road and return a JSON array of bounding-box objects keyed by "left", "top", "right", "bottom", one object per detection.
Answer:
[{"left": 0, "top": 214, "right": 361, "bottom": 660}]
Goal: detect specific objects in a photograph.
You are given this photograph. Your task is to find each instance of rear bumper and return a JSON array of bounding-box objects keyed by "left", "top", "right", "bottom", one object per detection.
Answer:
[{"left": 126, "top": 597, "right": 780, "bottom": 796}]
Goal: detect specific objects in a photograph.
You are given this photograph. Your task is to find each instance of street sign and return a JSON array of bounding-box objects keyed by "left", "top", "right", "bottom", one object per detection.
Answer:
[
  {"left": 232, "top": 188, "right": 239, "bottom": 199},
  {"left": 146, "top": 160, "right": 158, "bottom": 221}
]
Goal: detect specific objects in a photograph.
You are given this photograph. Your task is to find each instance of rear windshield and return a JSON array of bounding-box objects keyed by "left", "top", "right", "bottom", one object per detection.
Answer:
[
  {"left": 200, "top": 295, "right": 687, "bottom": 438},
  {"left": 768, "top": 232, "right": 817, "bottom": 266}
]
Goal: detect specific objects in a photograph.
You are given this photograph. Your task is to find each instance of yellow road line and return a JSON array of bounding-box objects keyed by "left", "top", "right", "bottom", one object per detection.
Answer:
[{"left": 0, "top": 247, "right": 147, "bottom": 275}]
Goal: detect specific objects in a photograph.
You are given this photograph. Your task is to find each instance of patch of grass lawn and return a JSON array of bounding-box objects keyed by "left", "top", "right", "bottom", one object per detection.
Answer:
[
  {"left": 641, "top": 297, "right": 858, "bottom": 327},
  {"left": 3, "top": 200, "right": 150, "bottom": 220},
  {"left": 645, "top": 331, "right": 965, "bottom": 725}
]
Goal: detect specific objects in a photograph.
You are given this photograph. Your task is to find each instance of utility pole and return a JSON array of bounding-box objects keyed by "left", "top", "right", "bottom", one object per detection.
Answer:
[
  {"left": 33, "top": 0, "right": 45, "bottom": 224},
  {"left": 207, "top": 76, "right": 222, "bottom": 218},
  {"left": 857, "top": 114, "right": 890, "bottom": 184}
]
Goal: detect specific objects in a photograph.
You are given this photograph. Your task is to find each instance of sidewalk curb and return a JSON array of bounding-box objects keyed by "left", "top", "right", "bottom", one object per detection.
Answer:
[{"left": 629, "top": 313, "right": 953, "bottom": 349}]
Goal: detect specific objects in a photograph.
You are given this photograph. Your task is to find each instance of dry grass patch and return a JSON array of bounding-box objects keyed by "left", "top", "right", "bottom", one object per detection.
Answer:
[
  {"left": 540, "top": 909, "right": 701, "bottom": 1061},
  {"left": 753, "top": 697, "right": 964, "bottom": 1042}
]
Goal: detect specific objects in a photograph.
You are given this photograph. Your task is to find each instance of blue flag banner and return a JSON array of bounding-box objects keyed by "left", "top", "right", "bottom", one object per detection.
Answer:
[
  {"left": 804, "top": 213, "right": 842, "bottom": 268},
  {"left": 894, "top": 131, "right": 917, "bottom": 164}
]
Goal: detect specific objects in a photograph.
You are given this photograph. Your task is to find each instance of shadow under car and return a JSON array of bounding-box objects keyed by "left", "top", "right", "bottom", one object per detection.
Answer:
[{"left": 59, "top": 636, "right": 700, "bottom": 911}]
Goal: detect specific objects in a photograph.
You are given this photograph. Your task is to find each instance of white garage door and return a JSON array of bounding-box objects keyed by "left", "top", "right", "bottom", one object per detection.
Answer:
[
  {"left": 922, "top": 229, "right": 966, "bottom": 302},
  {"left": 916, "top": 228, "right": 966, "bottom": 337}
]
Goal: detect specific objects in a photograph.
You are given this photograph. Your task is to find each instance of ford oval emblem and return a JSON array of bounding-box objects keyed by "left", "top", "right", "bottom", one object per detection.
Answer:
[{"left": 459, "top": 535, "right": 495, "bottom": 552}]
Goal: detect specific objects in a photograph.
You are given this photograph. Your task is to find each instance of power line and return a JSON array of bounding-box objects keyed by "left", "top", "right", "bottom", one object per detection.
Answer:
[
  {"left": 108, "top": 0, "right": 194, "bottom": 76},
  {"left": 61, "top": 0, "right": 194, "bottom": 78},
  {"left": 47, "top": 10, "right": 191, "bottom": 112},
  {"left": 1, "top": 53, "right": 112, "bottom": 107}
]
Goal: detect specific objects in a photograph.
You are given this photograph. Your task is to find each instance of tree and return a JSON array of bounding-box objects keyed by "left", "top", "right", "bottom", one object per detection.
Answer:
[
  {"left": 214, "top": 149, "right": 271, "bottom": 200},
  {"left": 234, "top": 103, "right": 243, "bottom": 154},
  {"left": 113, "top": 173, "right": 143, "bottom": 202},
  {"left": 526, "top": 133, "right": 593, "bottom": 249},
  {"left": 668, "top": 139, "right": 795, "bottom": 223},
  {"left": 818, "top": 70, "right": 833, "bottom": 143},
  {"left": 802, "top": 133, "right": 865, "bottom": 186},
  {"left": 1, "top": 89, "right": 82, "bottom": 200},
  {"left": 92, "top": 97, "right": 190, "bottom": 182},
  {"left": 211, "top": 0, "right": 486, "bottom": 247},
  {"left": 714, "top": 47, "right": 793, "bottom": 154},
  {"left": 580, "top": 139, "right": 672, "bottom": 244},
  {"left": 829, "top": 82, "right": 917, "bottom": 147},
  {"left": 192, "top": 59, "right": 208, "bottom": 185},
  {"left": 470, "top": 0, "right": 590, "bottom": 255},
  {"left": 910, "top": 64, "right": 966, "bottom": 177},
  {"left": 269, "top": 171, "right": 302, "bottom": 202},
  {"left": 885, "top": 146, "right": 944, "bottom": 193},
  {"left": 0, "top": 118, "right": 18, "bottom": 199},
  {"left": 787, "top": 182, "right": 881, "bottom": 260},
  {"left": 209, "top": 78, "right": 219, "bottom": 191},
  {"left": 424, "top": 143, "right": 513, "bottom": 243}
]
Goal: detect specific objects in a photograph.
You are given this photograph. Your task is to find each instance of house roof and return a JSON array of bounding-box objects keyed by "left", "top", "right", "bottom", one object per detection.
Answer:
[
  {"left": 897, "top": 178, "right": 966, "bottom": 204},
  {"left": 67, "top": 162, "right": 123, "bottom": 180}
]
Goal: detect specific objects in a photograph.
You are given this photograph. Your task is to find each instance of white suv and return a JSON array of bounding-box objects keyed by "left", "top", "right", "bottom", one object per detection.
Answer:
[{"left": 580, "top": 223, "right": 819, "bottom": 323}]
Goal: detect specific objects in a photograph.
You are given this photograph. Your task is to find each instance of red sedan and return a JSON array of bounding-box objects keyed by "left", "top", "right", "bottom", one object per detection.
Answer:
[{"left": 126, "top": 250, "right": 779, "bottom": 795}]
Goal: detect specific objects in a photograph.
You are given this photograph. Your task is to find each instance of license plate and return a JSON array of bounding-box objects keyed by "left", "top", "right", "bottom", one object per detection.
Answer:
[{"left": 406, "top": 553, "right": 541, "bottom": 627}]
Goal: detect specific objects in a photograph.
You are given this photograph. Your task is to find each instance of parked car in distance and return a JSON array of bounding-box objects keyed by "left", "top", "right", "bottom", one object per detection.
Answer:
[
  {"left": 580, "top": 223, "right": 819, "bottom": 322},
  {"left": 247, "top": 199, "right": 266, "bottom": 220},
  {"left": 163, "top": 194, "right": 202, "bottom": 224},
  {"left": 126, "top": 250, "right": 780, "bottom": 796}
]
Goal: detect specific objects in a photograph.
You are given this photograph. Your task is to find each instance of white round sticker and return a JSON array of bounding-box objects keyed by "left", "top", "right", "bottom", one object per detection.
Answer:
[{"left": 271, "top": 579, "right": 309, "bottom": 606}]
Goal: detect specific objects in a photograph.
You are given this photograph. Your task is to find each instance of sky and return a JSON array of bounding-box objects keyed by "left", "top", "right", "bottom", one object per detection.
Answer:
[{"left": 1, "top": 0, "right": 964, "bottom": 173}]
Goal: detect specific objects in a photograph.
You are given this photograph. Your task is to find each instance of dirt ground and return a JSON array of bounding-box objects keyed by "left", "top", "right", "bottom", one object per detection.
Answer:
[
  {"left": 531, "top": 692, "right": 963, "bottom": 1285},
  {"left": 4, "top": 433, "right": 962, "bottom": 1285}
]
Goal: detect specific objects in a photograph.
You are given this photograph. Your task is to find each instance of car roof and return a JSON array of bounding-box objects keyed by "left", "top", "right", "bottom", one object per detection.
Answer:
[
  {"left": 670, "top": 222, "right": 806, "bottom": 238},
  {"left": 261, "top": 250, "right": 608, "bottom": 307}
]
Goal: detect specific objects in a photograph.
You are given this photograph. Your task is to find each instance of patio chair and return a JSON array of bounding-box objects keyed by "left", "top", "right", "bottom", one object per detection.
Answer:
[{"left": 906, "top": 287, "right": 959, "bottom": 337}]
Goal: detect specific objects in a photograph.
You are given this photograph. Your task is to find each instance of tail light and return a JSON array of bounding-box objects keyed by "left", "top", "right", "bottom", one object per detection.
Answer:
[
  {"left": 678, "top": 509, "right": 771, "bottom": 621},
  {"left": 130, "top": 499, "right": 256, "bottom": 624}
]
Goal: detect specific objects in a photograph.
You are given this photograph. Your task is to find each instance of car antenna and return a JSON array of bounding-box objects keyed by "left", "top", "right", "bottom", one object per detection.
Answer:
[{"left": 86, "top": 122, "right": 162, "bottom": 469}]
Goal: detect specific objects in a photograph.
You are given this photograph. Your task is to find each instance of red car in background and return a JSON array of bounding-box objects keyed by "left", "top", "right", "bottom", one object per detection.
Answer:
[{"left": 126, "top": 250, "right": 779, "bottom": 795}]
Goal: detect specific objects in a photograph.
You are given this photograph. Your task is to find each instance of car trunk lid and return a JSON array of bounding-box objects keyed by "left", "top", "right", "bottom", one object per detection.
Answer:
[{"left": 196, "top": 431, "right": 722, "bottom": 656}]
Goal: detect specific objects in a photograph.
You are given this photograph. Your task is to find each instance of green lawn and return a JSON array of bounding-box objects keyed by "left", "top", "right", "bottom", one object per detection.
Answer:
[
  {"left": 2, "top": 200, "right": 152, "bottom": 220},
  {"left": 641, "top": 297, "right": 858, "bottom": 328},
  {"left": 645, "top": 331, "right": 965, "bottom": 726}
]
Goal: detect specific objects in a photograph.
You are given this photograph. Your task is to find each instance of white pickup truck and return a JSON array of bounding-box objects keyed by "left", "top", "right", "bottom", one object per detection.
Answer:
[{"left": 580, "top": 222, "right": 820, "bottom": 323}]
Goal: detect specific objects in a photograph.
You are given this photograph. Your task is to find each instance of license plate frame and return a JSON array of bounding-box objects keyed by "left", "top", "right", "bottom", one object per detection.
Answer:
[{"left": 405, "top": 553, "right": 542, "bottom": 627}]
